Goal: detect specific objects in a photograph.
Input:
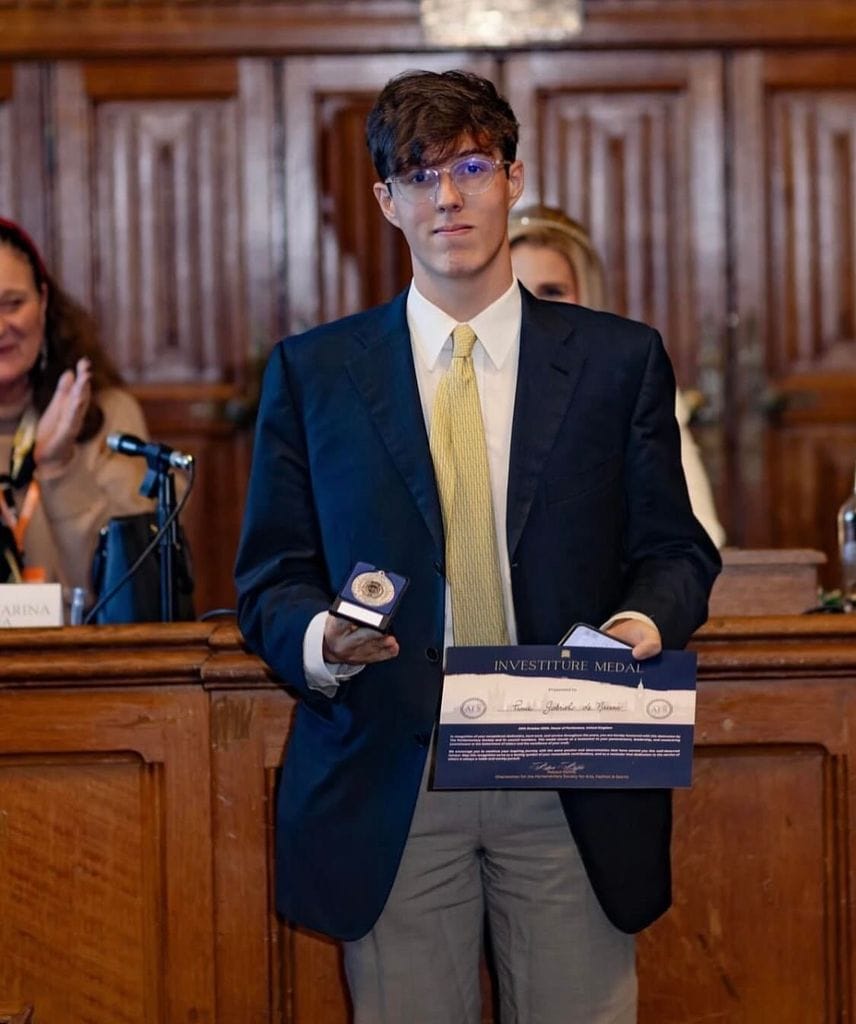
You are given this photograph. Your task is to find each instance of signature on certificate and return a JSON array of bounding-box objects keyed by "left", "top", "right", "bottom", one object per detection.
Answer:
[{"left": 530, "top": 761, "right": 586, "bottom": 776}]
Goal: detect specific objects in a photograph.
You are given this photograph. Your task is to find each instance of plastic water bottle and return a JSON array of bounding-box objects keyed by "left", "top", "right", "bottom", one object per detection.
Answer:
[
  {"left": 838, "top": 461, "right": 856, "bottom": 606},
  {"left": 69, "top": 586, "right": 86, "bottom": 626}
]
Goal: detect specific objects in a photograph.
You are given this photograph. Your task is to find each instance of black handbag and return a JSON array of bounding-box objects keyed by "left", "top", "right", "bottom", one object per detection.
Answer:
[{"left": 90, "top": 512, "right": 195, "bottom": 624}]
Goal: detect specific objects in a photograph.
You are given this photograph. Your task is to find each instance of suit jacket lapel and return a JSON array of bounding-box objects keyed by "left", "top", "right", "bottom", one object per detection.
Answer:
[
  {"left": 507, "top": 290, "right": 588, "bottom": 559},
  {"left": 346, "top": 291, "right": 444, "bottom": 555}
]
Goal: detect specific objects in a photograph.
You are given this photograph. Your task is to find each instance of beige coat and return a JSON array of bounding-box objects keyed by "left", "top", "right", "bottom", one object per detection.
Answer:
[{"left": 0, "top": 388, "right": 152, "bottom": 603}]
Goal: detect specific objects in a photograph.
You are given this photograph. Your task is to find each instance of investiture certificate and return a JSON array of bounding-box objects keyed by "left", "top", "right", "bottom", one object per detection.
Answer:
[{"left": 434, "top": 644, "right": 696, "bottom": 789}]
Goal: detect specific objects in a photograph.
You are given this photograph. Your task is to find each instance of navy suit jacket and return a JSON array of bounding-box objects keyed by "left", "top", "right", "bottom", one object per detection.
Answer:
[{"left": 235, "top": 285, "right": 721, "bottom": 941}]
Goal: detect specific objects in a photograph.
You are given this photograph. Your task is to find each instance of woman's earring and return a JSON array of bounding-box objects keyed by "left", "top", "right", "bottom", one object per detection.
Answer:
[{"left": 39, "top": 340, "right": 48, "bottom": 373}]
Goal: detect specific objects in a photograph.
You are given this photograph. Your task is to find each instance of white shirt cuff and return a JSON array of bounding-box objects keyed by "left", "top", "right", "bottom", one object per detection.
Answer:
[{"left": 303, "top": 611, "right": 364, "bottom": 696}]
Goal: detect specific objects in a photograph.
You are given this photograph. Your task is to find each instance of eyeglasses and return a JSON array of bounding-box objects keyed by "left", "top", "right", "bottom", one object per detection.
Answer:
[{"left": 385, "top": 154, "right": 511, "bottom": 204}]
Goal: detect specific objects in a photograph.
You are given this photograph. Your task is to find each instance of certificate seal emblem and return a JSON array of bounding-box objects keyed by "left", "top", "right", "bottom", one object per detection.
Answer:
[
  {"left": 350, "top": 570, "right": 395, "bottom": 607},
  {"left": 460, "top": 697, "right": 487, "bottom": 719},
  {"left": 646, "top": 698, "right": 674, "bottom": 720}
]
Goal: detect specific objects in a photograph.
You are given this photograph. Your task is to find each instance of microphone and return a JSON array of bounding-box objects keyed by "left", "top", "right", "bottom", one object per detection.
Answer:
[{"left": 107, "top": 433, "right": 194, "bottom": 472}]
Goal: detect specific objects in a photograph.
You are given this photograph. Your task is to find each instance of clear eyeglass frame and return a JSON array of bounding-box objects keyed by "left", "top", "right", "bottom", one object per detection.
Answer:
[{"left": 385, "top": 154, "right": 511, "bottom": 204}]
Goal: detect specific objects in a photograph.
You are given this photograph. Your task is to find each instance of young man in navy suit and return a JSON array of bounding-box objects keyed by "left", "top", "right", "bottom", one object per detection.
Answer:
[{"left": 235, "top": 69, "right": 721, "bottom": 1024}]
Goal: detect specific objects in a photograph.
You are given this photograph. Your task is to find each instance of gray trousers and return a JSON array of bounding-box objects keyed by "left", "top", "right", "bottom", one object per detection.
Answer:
[{"left": 343, "top": 771, "right": 637, "bottom": 1024}]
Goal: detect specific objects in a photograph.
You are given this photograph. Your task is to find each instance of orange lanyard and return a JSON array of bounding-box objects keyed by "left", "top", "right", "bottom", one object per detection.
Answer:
[
  {"left": 1, "top": 406, "right": 44, "bottom": 580},
  {"left": 0, "top": 478, "right": 41, "bottom": 549}
]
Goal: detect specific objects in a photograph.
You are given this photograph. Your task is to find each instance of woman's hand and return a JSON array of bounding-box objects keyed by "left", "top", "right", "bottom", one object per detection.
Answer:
[{"left": 34, "top": 357, "right": 92, "bottom": 473}]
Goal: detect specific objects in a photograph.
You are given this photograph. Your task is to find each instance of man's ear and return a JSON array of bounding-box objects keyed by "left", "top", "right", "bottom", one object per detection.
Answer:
[
  {"left": 506, "top": 160, "right": 525, "bottom": 211},
  {"left": 373, "top": 182, "right": 400, "bottom": 228}
]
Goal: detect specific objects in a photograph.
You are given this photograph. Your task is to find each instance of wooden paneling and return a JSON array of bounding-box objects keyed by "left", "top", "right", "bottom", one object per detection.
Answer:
[
  {"left": 765, "top": 426, "right": 856, "bottom": 568},
  {"left": 505, "top": 51, "right": 726, "bottom": 394},
  {"left": 639, "top": 717, "right": 846, "bottom": 1021},
  {"left": 0, "top": 756, "right": 158, "bottom": 1022},
  {"left": 54, "top": 59, "right": 251, "bottom": 379},
  {"left": 49, "top": 57, "right": 279, "bottom": 615},
  {"left": 0, "top": 681, "right": 216, "bottom": 1024},
  {"left": 708, "top": 547, "right": 826, "bottom": 616},
  {"left": 0, "top": 67, "right": 13, "bottom": 216},
  {"left": 282, "top": 53, "right": 499, "bottom": 334},
  {"left": 4, "top": 2, "right": 856, "bottom": 58},
  {"left": 84, "top": 59, "right": 240, "bottom": 101},
  {"left": 0, "top": 65, "right": 49, "bottom": 248},
  {"left": 2, "top": 617, "right": 856, "bottom": 1022},
  {"left": 767, "top": 77, "right": 856, "bottom": 380},
  {"left": 209, "top": 688, "right": 294, "bottom": 1024},
  {"left": 0, "top": 2, "right": 424, "bottom": 59},
  {"left": 731, "top": 50, "right": 856, "bottom": 582}
]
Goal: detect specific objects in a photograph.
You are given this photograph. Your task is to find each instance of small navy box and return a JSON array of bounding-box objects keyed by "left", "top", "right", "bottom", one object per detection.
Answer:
[{"left": 331, "top": 561, "right": 409, "bottom": 633}]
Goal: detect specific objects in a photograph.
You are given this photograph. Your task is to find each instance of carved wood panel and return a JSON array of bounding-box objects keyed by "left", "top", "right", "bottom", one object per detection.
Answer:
[
  {"left": 281, "top": 53, "right": 499, "bottom": 334},
  {"left": 641, "top": 744, "right": 838, "bottom": 1021},
  {"left": 0, "top": 685, "right": 216, "bottom": 1024},
  {"left": 639, "top": 667, "right": 856, "bottom": 1021},
  {"left": 504, "top": 51, "right": 727, "bottom": 397},
  {"left": 49, "top": 58, "right": 279, "bottom": 614},
  {"left": 0, "top": 64, "right": 49, "bottom": 247},
  {"left": 0, "top": 758, "right": 157, "bottom": 1020},
  {"left": 210, "top": 686, "right": 354, "bottom": 1024},
  {"left": 0, "top": 66, "right": 13, "bottom": 216},
  {"left": 731, "top": 51, "right": 856, "bottom": 576},
  {"left": 209, "top": 689, "right": 289, "bottom": 1023}
]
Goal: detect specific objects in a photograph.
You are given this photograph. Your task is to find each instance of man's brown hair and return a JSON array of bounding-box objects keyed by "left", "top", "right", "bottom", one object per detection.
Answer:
[{"left": 366, "top": 69, "right": 519, "bottom": 182}]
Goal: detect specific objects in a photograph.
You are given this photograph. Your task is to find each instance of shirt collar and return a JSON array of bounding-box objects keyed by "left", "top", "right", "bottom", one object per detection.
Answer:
[{"left": 407, "top": 279, "right": 522, "bottom": 370}]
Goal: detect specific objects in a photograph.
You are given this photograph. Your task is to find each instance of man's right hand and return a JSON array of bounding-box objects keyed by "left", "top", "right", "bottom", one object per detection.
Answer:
[{"left": 323, "top": 613, "right": 400, "bottom": 665}]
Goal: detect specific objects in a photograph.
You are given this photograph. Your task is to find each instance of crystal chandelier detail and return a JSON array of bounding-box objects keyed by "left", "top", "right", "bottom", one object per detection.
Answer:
[{"left": 419, "top": 0, "right": 584, "bottom": 47}]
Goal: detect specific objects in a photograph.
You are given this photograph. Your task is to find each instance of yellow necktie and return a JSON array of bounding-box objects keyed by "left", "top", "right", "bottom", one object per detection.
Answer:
[{"left": 430, "top": 324, "right": 508, "bottom": 646}]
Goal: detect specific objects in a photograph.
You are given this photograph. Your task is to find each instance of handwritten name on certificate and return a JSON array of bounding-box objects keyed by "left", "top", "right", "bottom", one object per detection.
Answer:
[{"left": 433, "top": 645, "right": 697, "bottom": 790}]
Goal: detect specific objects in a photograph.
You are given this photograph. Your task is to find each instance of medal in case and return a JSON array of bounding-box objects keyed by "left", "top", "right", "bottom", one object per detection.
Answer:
[{"left": 331, "top": 561, "right": 409, "bottom": 633}]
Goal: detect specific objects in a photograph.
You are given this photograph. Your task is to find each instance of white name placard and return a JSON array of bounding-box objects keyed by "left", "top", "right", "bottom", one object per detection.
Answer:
[{"left": 0, "top": 583, "right": 63, "bottom": 628}]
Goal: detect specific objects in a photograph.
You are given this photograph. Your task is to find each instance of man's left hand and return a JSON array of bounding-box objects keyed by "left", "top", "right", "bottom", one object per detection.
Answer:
[{"left": 604, "top": 618, "right": 662, "bottom": 660}]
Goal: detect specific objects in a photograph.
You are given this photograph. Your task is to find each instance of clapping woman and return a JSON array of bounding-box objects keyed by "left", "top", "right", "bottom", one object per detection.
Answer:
[{"left": 0, "top": 218, "right": 151, "bottom": 606}]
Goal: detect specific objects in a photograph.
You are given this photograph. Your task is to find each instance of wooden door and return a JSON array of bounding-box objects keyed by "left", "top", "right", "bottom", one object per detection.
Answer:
[
  {"left": 48, "top": 58, "right": 280, "bottom": 615},
  {"left": 731, "top": 50, "right": 856, "bottom": 589},
  {"left": 503, "top": 51, "right": 729, "bottom": 526},
  {"left": 281, "top": 53, "right": 500, "bottom": 335}
]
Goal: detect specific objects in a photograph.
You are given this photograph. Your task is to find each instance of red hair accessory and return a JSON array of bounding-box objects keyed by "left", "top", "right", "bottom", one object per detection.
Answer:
[{"left": 0, "top": 216, "right": 49, "bottom": 284}]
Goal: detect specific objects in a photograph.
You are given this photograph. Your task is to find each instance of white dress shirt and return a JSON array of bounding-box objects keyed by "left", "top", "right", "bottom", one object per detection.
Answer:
[{"left": 304, "top": 280, "right": 653, "bottom": 691}]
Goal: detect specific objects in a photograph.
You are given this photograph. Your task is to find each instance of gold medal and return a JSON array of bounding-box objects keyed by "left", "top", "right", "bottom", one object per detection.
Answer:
[{"left": 350, "top": 570, "right": 395, "bottom": 607}]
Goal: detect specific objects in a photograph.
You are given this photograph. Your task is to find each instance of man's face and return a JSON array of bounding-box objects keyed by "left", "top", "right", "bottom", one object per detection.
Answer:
[{"left": 372, "top": 135, "right": 524, "bottom": 298}]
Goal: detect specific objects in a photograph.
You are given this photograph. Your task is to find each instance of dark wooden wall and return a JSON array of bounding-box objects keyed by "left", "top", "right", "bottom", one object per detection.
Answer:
[{"left": 3, "top": 0, "right": 856, "bottom": 612}]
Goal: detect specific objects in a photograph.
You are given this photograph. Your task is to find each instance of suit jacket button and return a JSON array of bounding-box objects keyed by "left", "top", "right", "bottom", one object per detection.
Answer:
[
  {"left": 414, "top": 732, "right": 431, "bottom": 748},
  {"left": 425, "top": 647, "right": 440, "bottom": 663}
]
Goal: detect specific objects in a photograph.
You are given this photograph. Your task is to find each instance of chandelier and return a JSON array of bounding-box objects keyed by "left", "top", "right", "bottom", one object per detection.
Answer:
[{"left": 419, "top": 0, "right": 584, "bottom": 47}]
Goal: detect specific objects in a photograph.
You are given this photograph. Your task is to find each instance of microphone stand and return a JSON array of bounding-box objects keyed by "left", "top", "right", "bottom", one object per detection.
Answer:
[{"left": 139, "top": 451, "right": 180, "bottom": 622}]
